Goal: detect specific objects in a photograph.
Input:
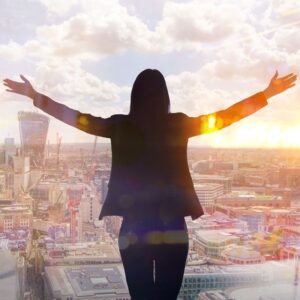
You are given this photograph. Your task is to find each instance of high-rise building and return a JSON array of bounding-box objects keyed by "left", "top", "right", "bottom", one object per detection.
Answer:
[
  {"left": 0, "top": 249, "right": 24, "bottom": 300},
  {"left": 192, "top": 174, "right": 232, "bottom": 194},
  {"left": 43, "top": 264, "right": 129, "bottom": 299},
  {"left": 194, "top": 183, "right": 224, "bottom": 209},
  {"left": 193, "top": 229, "right": 240, "bottom": 258},
  {"left": 0, "top": 205, "right": 32, "bottom": 232},
  {"left": 18, "top": 111, "right": 49, "bottom": 167},
  {"left": 4, "top": 137, "right": 15, "bottom": 165},
  {"left": 12, "top": 155, "right": 30, "bottom": 196}
]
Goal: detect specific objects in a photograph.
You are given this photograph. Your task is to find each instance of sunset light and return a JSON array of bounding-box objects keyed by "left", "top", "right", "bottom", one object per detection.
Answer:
[
  {"left": 208, "top": 115, "right": 216, "bottom": 130},
  {"left": 0, "top": 1, "right": 300, "bottom": 300}
]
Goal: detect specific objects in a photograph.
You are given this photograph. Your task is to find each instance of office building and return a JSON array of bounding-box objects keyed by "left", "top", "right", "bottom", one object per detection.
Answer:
[
  {"left": 192, "top": 174, "right": 232, "bottom": 194},
  {"left": 0, "top": 249, "right": 23, "bottom": 300},
  {"left": 194, "top": 183, "right": 224, "bottom": 209},
  {"left": 179, "top": 260, "right": 296, "bottom": 300},
  {"left": 216, "top": 191, "right": 290, "bottom": 208},
  {"left": 18, "top": 111, "right": 49, "bottom": 167},
  {"left": 12, "top": 155, "right": 30, "bottom": 197},
  {"left": 220, "top": 245, "right": 265, "bottom": 265},
  {"left": 178, "top": 264, "right": 263, "bottom": 300},
  {"left": 198, "top": 290, "right": 234, "bottom": 300},
  {"left": 228, "top": 284, "right": 300, "bottom": 300},
  {"left": 0, "top": 205, "right": 32, "bottom": 232},
  {"left": 4, "top": 137, "right": 16, "bottom": 165},
  {"left": 44, "top": 264, "right": 129, "bottom": 300},
  {"left": 43, "top": 242, "right": 120, "bottom": 266},
  {"left": 194, "top": 229, "right": 240, "bottom": 258}
]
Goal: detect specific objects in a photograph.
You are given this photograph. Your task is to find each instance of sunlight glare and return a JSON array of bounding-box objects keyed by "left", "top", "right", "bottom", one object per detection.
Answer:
[{"left": 208, "top": 115, "right": 216, "bottom": 129}]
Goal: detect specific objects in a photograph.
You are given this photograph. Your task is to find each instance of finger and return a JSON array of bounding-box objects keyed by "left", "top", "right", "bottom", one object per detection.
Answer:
[
  {"left": 6, "top": 89, "right": 22, "bottom": 95},
  {"left": 3, "top": 79, "right": 18, "bottom": 85},
  {"left": 285, "top": 83, "right": 296, "bottom": 90},
  {"left": 20, "top": 74, "right": 28, "bottom": 83},
  {"left": 284, "top": 75, "right": 297, "bottom": 85},
  {"left": 279, "top": 73, "right": 295, "bottom": 81},
  {"left": 272, "top": 70, "right": 278, "bottom": 80},
  {"left": 3, "top": 81, "right": 17, "bottom": 88},
  {"left": 3, "top": 82, "right": 13, "bottom": 88}
]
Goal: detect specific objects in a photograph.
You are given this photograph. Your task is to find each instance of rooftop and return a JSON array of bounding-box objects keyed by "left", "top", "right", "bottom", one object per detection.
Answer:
[
  {"left": 195, "top": 229, "right": 240, "bottom": 244},
  {"left": 222, "top": 245, "right": 263, "bottom": 260},
  {"left": 185, "top": 260, "right": 296, "bottom": 278},
  {"left": 0, "top": 205, "right": 31, "bottom": 214},
  {"left": 44, "top": 242, "right": 120, "bottom": 265},
  {"left": 45, "top": 263, "right": 129, "bottom": 299},
  {"left": 228, "top": 283, "right": 300, "bottom": 300},
  {"left": 194, "top": 183, "right": 223, "bottom": 190},
  {"left": 193, "top": 174, "right": 231, "bottom": 180},
  {"left": 219, "top": 191, "right": 283, "bottom": 201}
]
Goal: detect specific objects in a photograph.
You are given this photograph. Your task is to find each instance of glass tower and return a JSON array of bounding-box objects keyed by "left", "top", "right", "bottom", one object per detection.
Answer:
[{"left": 18, "top": 111, "right": 50, "bottom": 167}]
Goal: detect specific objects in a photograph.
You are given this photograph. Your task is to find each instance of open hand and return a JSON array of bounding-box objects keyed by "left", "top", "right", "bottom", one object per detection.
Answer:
[
  {"left": 263, "top": 71, "right": 297, "bottom": 99},
  {"left": 3, "top": 75, "right": 37, "bottom": 99}
]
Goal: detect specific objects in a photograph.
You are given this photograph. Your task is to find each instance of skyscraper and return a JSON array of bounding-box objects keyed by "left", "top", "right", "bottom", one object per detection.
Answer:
[
  {"left": 4, "top": 137, "right": 15, "bottom": 165},
  {"left": 18, "top": 111, "right": 49, "bottom": 167}
]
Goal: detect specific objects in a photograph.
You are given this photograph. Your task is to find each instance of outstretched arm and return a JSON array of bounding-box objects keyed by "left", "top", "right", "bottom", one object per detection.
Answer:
[
  {"left": 3, "top": 75, "right": 114, "bottom": 137},
  {"left": 185, "top": 71, "right": 297, "bottom": 137}
]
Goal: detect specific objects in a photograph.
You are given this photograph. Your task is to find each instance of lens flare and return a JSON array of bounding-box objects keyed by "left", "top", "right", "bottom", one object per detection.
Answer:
[{"left": 208, "top": 115, "right": 216, "bottom": 129}]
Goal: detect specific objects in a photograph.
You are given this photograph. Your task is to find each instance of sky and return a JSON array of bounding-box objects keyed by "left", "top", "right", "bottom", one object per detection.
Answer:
[{"left": 0, "top": 0, "right": 299, "bottom": 147}]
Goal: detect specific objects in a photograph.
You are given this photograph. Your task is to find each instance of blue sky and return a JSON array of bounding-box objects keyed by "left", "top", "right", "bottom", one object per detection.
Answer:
[{"left": 0, "top": 0, "right": 299, "bottom": 147}]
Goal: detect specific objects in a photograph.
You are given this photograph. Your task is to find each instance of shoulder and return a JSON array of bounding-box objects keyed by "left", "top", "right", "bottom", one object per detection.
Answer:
[
  {"left": 108, "top": 114, "right": 128, "bottom": 123},
  {"left": 168, "top": 112, "right": 190, "bottom": 124},
  {"left": 110, "top": 114, "right": 128, "bottom": 119}
]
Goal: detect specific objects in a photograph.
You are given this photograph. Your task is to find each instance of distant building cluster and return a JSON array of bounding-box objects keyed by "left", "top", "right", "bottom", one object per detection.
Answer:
[{"left": 0, "top": 111, "right": 300, "bottom": 299}]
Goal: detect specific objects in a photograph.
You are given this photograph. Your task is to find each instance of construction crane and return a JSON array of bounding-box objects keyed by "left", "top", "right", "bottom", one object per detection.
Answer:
[
  {"left": 83, "top": 136, "right": 98, "bottom": 182},
  {"left": 66, "top": 187, "right": 83, "bottom": 244},
  {"left": 56, "top": 132, "right": 62, "bottom": 170}
]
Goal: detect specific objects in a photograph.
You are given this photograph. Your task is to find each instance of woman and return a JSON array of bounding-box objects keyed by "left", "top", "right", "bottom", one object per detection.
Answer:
[{"left": 3, "top": 69, "right": 297, "bottom": 299}]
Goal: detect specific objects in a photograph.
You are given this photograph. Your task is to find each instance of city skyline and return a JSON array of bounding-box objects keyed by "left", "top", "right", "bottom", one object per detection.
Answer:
[{"left": 1, "top": 105, "right": 300, "bottom": 299}]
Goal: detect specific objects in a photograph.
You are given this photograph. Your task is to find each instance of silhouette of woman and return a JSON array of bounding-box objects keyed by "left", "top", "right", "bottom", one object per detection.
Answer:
[{"left": 3, "top": 69, "right": 297, "bottom": 299}]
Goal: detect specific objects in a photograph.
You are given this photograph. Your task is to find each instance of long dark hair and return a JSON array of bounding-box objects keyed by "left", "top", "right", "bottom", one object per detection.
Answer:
[{"left": 129, "top": 69, "right": 170, "bottom": 119}]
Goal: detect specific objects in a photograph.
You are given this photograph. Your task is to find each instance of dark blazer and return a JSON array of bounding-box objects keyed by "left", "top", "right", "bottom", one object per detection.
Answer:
[{"left": 33, "top": 92, "right": 268, "bottom": 220}]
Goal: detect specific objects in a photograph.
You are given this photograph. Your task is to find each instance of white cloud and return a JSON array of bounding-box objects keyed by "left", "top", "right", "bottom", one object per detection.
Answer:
[
  {"left": 166, "top": 71, "right": 231, "bottom": 115},
  {"left": 33, "top": 59, "right": 129, "bottom": 112},
  {"left": 153, "top": 1, "right": 245, "bottom": 52},
  {"left": 0, "top": 42, "right": 24, "bottom": 61},
  {"left": 35, "top": 1, "right": 152, "bottom": 61},
  {"left": 40, "top": 0, "right": 78, "bottom": 16},
  {"left": 274, "top": 27, "right": 300, "bottom": 53}
]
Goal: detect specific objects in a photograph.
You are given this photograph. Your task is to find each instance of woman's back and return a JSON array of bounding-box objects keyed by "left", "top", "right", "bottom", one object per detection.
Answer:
[{"left": 102, "top": 112, "right": 201, "bottom": 221}]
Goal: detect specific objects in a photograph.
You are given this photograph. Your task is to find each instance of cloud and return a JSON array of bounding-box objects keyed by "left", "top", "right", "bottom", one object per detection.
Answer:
[
  {"left": 166, "top": 70, "right": 231, "bottom": 115},
  {"left": 33, "top": 59, "right": 130, "bottom": 113},
  {"left": 153, "top": 1, "right": 245, "bottom": 52},
  {"left": 13, "top": 0, "right": 257, "bottom": 61},
  {"left": 0, "top": 42, "right": 24, "bottom": 61},
  {"left": 39, "top": 0, "right": 78, "bottom": 16},
  {"left": 35, "top": 1, "right": 152, "bottom": 61},
  {"left": 273, "top": 27, "right": 300, "bottom": 53}
]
